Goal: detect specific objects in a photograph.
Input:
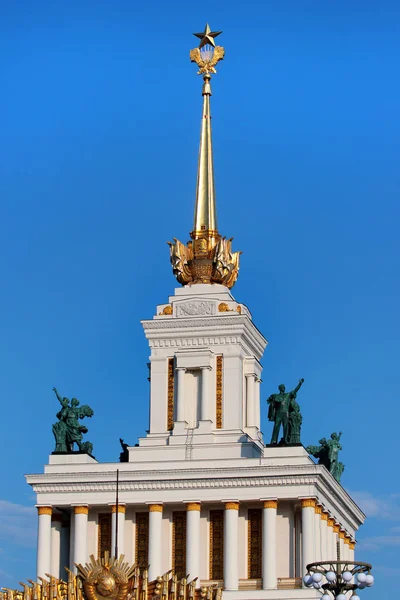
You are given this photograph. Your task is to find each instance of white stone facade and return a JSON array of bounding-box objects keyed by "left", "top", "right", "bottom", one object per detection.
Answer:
[{"left": 27, "top": 284, "right": 364, "bottom": 599}]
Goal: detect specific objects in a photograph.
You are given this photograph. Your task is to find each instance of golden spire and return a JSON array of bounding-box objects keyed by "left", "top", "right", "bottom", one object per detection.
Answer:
[{"left": 168, "top": 25, "right": 240, "bottom": 289}]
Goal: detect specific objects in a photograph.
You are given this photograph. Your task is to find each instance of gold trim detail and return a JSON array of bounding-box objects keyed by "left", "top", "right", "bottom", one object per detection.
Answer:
[
  {"left": 333, "top": 524, "right": 340, "bottom": 533},
  {"left": 97, "top": 513, "right": 112, "bottom": 559},
  {"left": 248, "top": 509, "right": 262, "bottom": 579},
  {"left": 159, "top": 305, "right": 173, "bottom": 316},
  {"left": 186, "top": 502, "right": 201, "bottom": 511},
  {"left": 349, "top": 541, "right": 356, "bottom": 550},
  {"left": 236, "top": 305, "right": 242, "bottom": 314},
  {"left": 321, "top": 512, "right": 329, "bottom": 521},
  {"left": 225, "top": 502, "right": 239, "bottom": 510},
  {"left": 6, "top": 557, "right": 223, "bottom": 600},
  {"left": 74, "top": 506, "right": 89, "bottom": 515},
  {"left": 218, "top": 302, "right": 232, "bottom": 312},
  {"left": 301, "top": 499, "right": 317, "bottom": 509},
  {"left": 172, "top": 511, "right": 186, "bottom": 578},
  {"left": 216, "top": 355, "right": 223, "bottom": 429},
  {"left": 263, "top": 500, "right": 278, "bottom": 509},
  {"left": 210, "top": 510, "right": 224, "bottom": 580},
  {"left": 339, "top": 531, "right": 346, "bottom": 539},
  {"left": 135, "top": 512, "right": 149, "bottom": 567},
  {"left": 314, "top": 505, "right": 323, "bottom": 515},
  {"left": 344, "top": 536, "right": 351, "bottom": 545},
  {"left": 111, "top": 505, "right": 126, "bottom": 514},
  {"left": 149, "top": 504, "right": 163, "bottom": 513},
  {"left": 328, "top": 518, "right": 335, "bottom": 527},
  {"left": 167, "top": 358, "right": 175, "bottom": 431},
  {"left": 37, "top": 506, "right": 52, "bottom": 516}
]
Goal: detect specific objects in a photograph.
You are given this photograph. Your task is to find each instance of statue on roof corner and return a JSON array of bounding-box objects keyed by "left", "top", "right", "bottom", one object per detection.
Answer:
[
  {"left": 307, "top": 432, "right": 345, "bottom": 482},
  {"left": 52, "top": 386, "right": 94, "bottom": 455},
  {"left": 267, "top": 378, "right": 304, "bottom": 445}
]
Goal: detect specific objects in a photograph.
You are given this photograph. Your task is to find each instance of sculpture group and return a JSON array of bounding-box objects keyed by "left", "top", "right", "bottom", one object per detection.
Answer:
[
  {"left": 52, "top": 387, "right": 94, "bottom": 455},
  {"left": 266, "top": 378, "right": 344, "bottom": 482}
]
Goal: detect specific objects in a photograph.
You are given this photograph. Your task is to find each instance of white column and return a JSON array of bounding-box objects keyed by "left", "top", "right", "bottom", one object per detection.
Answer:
[
  {"left": 333, "top": 524, "right": 339, "bottom": 560},
  {"left": 73, "top": 505, "right": 89, "bottom": 572},
  {"left": 245, "top": 374, "right": 255, "bottom": 427},
  {"left": 148, "top": 504, "right": 163, "bottom": 581},
  {"left": 224, "top": 502, "right": 239, "bottom": 590},
  {"left": 36, "top": 506, "right": 52, "bottom": 581},
  {"left": 262, "top": 500, "right": 277, "bottom": 589},
  {"left": 314, "top": 505, "right": 322, "bottom": 561},
  {"left": 111, "top": 505, "right": 126, "bottom": 558},
  {"left": 349, "top": 540, "right": 355, "bottom": 562},
  {"left": 339, "top": 531, "right": 346, "bottom": 560},
  {"left": 50, "top": 516, "right": 62, "bottom": 578},
  {"left": 176, "top": 368, "right": 186, "bottom": 422},
  {"left": 301, "top": 499, "right": 315, "bottom": 580},
  {"left": 321, "top": 512, "right": 329, "bottom": 560},
  {"left": 327, "top": 518, "right": 335, "bottom": 559},
  {"left": 200, "top": 367, "right": 210, "bottom": 421},
  {"left": 186, "top": 503, "right": 201, "bottom": 587},
  {"left": 254, "top": 378, "right": 261, "bottom": 429}
]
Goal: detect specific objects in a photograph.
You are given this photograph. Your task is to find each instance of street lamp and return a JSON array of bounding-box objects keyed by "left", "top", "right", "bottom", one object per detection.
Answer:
[{"left": 303, "top": 561, "right": 374, "bottom": 598}]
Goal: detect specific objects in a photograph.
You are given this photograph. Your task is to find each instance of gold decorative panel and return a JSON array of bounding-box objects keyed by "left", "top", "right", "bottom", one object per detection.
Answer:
[
  {"left": 210, "top": 510, "right": 224, "bottom": 580},
  {"left": 248, "top": 509, "right": 262, "bottom": 579},
  {"left": 98, "top": 513, "right": 112, "bottom": 559},
  {"left": 135, "top": 513, "right": 149, "bottom": 567},
  {"left": 216, "top": 356, "right": 223, "bottom": 429},
  {"left": 167, "top": 358, "right": 175, "bottom": 431},
  {"left": 172, "top": 511, "right": 186, "bottom": 578}
]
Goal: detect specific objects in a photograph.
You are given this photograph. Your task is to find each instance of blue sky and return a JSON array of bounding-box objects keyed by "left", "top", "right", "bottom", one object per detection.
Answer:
[{"left": 1, "top": 0, "right": 399, "bottom": 596}]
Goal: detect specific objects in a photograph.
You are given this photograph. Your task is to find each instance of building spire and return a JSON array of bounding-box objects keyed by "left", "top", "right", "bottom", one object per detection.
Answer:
[
  {"left": 192, "top": 73, "right": 217, "bottom": 236},
  {"left": 168, "top": 25, "right": 241, "bottom": 289}
]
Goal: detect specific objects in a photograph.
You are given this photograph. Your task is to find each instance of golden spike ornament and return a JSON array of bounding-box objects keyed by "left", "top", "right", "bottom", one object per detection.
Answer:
[
  {"left": 0, "top": 555, "right": 222, "bottom": 600},
  {"left": 168, "top": 26, "right": 241, "bottom": 289}
]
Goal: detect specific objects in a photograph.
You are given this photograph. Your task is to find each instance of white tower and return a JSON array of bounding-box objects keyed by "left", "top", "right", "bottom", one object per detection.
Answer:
[{"left": 26, "top": 25, "right": 365, "bottom": 597}]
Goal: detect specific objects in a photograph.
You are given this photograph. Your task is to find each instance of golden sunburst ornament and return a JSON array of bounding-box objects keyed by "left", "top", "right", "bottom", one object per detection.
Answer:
[{"left": 76, "top": 553, "right": 136, "bottom": 600}]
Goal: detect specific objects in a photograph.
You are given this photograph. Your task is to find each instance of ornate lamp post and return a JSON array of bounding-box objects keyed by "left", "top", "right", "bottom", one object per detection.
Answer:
[{"left": 303, "top": 561, "right": 374, "bottom": 599}]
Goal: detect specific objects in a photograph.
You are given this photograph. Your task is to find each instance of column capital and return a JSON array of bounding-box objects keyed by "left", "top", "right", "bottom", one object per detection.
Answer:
[
  {"left": 111, "top": 504, "right": 126, "bottom": 514},
  {"left": 225, "top": 501, "right": 239, "bottom": 510},
  {"left": 344, "top": 535, "right": 351, "bottom": 545},
  {"left": 148, "top": 503, "right": 163, "bottom": 512},
  {"left": 314, "top": 504, "right": 323, "bottom": 515},
  {"left": 349, "top": 541, "right": 356, "bottom": 550},
  {"left": 37, "top": 506, "right": 52, "bottom": 516},
  {"left": 321, "top": 511, "right": 329, "bottom": 521},
  {"left": 186, "top": 502, "right": 201, "bottom": 511},
  {"left": 300, "top": 498, "right": 317, "bottom": 509},
  {"left": 176, "top": 366, "right": 186, "bottom": 371},
  {"left": 73, "top": 505, "right": 89, "bottom": 515},
  {"left": 327, "top": 517, "right": 335, "bottom": 527},
  {"left": 263, "top": 500, "right": 278, "bottom": 509},
  {"left": 333, "top": 523, "right": 340, "bottom": 533},
  {"left": 339, "top": 530, "right": 346, "bottom": 539}
]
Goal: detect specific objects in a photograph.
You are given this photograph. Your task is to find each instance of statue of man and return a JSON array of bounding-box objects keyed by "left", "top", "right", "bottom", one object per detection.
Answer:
[
  {"left": 326, "top": 432, "right": 343, "bottom": 479},
  {"left": 267, "top": 378, "right": 304, "bottom": 444},
  {"left": 52, "top": 387, "right": 94, "bottom": 453}
]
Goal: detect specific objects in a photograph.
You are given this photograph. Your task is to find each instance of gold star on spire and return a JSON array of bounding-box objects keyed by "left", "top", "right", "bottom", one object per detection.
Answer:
[{"left": 193, "top": 23, "right": 222, "bottom": 48}]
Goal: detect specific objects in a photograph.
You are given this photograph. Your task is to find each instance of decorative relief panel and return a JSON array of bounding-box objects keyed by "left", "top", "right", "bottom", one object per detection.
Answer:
[
  {"left": 210, "top": 510, "right": 224, "bottom": 580},
  {"left": 167, "top": 358, "right": 175, "bottom": 431},
  {"left": 248, "top": 509, "right": 262, "bottom": 579},
  {"left": 135, "top": 513, "right": 149, "bottom": 567},
  {"left": 98, "top": 513, "right": 111, "bottom": 559},
  {"left": 216, "top": 355, "right": 223, "bottom": 429},
  {"left": 176, "top": 301, "right": 216, "bottom": 317},
  {"left": 172, "top": 511, "right": 186, "bottom": 578}
]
